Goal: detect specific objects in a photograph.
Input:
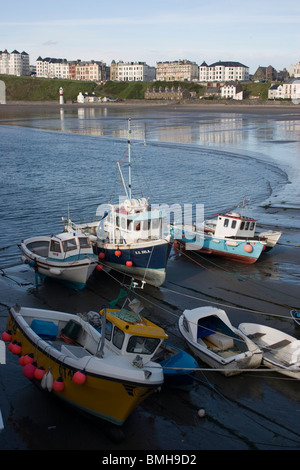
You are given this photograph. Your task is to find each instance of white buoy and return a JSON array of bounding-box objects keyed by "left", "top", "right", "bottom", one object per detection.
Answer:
[
  {"left": 59, "top": 87, "right": 64, "bottom": 105},
  {"left": 198, "top": 409, "right": 206, "bottom": 418}
]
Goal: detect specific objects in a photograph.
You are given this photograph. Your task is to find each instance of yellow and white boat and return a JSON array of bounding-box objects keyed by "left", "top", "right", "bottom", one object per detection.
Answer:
[{"left": 4, "top": 304, "right": 166, "bottom": 426}]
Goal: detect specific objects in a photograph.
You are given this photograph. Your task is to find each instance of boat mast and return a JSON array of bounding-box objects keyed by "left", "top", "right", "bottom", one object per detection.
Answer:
[{"left": 128, "top": 118, "right": 132, "bottom": 200}]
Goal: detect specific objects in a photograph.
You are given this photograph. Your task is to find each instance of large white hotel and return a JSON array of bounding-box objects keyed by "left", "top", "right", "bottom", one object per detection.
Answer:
[{"left": 199, "top": 61, "right": 249, "bottom": 82}]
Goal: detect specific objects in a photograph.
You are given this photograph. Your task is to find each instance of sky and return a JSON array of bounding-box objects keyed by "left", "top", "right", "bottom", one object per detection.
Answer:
[{"left": 1, "top": 0, "right": 299, "bottom": 75}]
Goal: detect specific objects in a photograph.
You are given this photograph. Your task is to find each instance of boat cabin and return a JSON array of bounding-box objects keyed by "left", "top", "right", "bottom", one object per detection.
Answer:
[
  {"left": 99, "top": 199, "right": 165, "bottom": 245},
  {"left": 99, "top": 308, "right": 168, "bottom": 359},
  {"left": 25, "top": 232, "right": 93, "bottom": 260},
  {"left": 213, "top": 212, "right": 257, "bottom": 239}
]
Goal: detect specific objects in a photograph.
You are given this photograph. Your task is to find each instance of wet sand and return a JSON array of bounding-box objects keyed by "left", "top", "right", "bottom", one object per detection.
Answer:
[
  {"left": 0, "top": 223, "right": 299, "bottom": 450},
  {"left": 2, "top": 99, "right": 300, "bottom": 119}
]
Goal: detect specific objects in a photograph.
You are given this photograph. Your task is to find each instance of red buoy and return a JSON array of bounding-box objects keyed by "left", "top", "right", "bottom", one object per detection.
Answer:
[
  {"left": 1, "top": 330, "right": 12, "bottom": 342},
  {"left": 98, "top": 252, "right": 105, "bottom": 259},
  {"left": 19, "top": 355, "right": 26, "bottom": 366},
  {"left": 72, "top": 370, "right": 86, "bottom": 385},
  {"left": 96, "top": 264, "right": 103, "bottom": 271},
  {"left": 23, "top": 362, "right": 37, "bottom": 379},
  {"left": 53, "top": 377, "right": 65, "bottom": 392},
  {"left": 12, "top": 342, "right": 22, "bottom": 355},
  {"left": 23, "top": 353, "right": 35, "bottom": 365},
  {"left": 34, "top": 366, "right": 46, "bottom": 381},
  {"left": 115, "top": 250, "right": 121, "bottom": 257},
  {"left": 8, "top": 342, "right": 15, "bottom": 352},
  {"left": 126, "top": 260, "right": 133, "bottom": 267}
]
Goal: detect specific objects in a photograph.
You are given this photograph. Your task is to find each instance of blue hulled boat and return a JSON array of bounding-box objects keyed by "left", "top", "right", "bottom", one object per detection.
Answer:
[{"left": 170, "top": 210, "right": 282, "bottom": 264}]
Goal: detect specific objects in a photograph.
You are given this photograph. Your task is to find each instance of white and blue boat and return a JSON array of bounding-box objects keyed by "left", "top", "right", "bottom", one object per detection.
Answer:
[
  {"left": 63, "top": 119, "right": 172, "bottom": 287},
  {"left": 20, "top": 231, "right": 98, "bottom": 289},
  {"left": 170, "top": 210, "right": 281, "bottom": 264}
]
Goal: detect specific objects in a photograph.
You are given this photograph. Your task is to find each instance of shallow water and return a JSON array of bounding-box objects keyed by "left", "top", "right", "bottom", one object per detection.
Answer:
[{"left": 0, "top": 105, "right": 299, "bottom": 268}]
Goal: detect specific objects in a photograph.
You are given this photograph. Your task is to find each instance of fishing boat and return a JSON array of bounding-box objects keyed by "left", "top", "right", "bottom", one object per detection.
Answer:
[
  {"left": 95, "top": 296, "right": 198, "bottom": 390},
  {"left": 3, "top": 305, "right": 164, "bottom": 426},
  {"left": 63, "top": 119, "right": 171, "bottom": 288},
  {"left": 238, "top": 323, "right": 300, "bottom": 379},
  {"left": 171, "top": 208, "right": 281, "bottom": 264},
  {"left": 19, "top": 231, "right": 98, "bottom": 290},
  {"left": 178, "top": 306, "right": 262, "bottom": 376}
]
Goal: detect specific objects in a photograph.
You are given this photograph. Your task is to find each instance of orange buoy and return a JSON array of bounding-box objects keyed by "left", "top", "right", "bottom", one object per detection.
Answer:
[
  {"left": 1, "top": 330, "right": 12, "bottom": 342},
  {"left": 244, "top": 244, "right": 253, "bottom": 253},
  {"left": 126, "top": 260, "right": 133, "bottom": 267},
  {"left": 53, "top": 377, "right": 65, "bottom": 392},
  {"left": 73, "top": 370, "right": 86, "bottom": 385},
  {"left": 115, "top": 250, "right": 121, "bottom": 257},
  {"left": 98, "top": 252, "right": 105, "bottom": 259}
]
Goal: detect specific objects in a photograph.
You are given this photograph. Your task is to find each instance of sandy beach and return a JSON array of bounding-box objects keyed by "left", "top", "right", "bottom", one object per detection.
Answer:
[{"left": 2, "top": 99, "right": 300, "bottom": 118}]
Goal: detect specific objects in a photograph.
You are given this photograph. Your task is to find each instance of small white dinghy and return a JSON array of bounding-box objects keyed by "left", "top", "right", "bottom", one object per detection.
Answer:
[
  {"left": 238, "top": 323, "right": 300, "bottom": 379},
  {"left": 178, "top": 306, "right": 262, "bottom": 376}
]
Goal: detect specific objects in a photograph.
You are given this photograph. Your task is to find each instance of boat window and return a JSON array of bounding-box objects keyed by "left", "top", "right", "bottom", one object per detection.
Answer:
[
  {"left": 143, "top": 220, "right": 151, "bottom": 231},
  {"left": 50, "top": 240, "right": 61, "bottom": 253},
  {"left": 231, "top": 220, "right": 237, "bottom": 229},
  {"left": 115, "top": 216, "right": 120, "bottom": 227},
  {"left": 245, "top": 222, "right": 249, "bottom": 230},
  {"left": 250, "top": 222, "right": 255, "bottom": 230},
  {"left": 63, "top": 238, "right": 77, "bottom": 252},
  {"left": 127, "top": 336, "right": 160, "bottom": 355},
  {"left": 134, "top": 221, "right": 141, "bottom": 231},
  {"left": 104, "top": 321, "right": 112, "bottom": 341},
  {"left": 223, "top": 218, "right": 229, "bottom": 227},
  {"left": 240, "top": 221, "right": 245, "bottom": 230},
  {"left": 78, "top": 237, "right": 91, "bottom": 248},
  {"left": 112, "top": 326, "right": 125, "bottom": 350},
  {"left": 151, "top": 218, "right": 160, "bottom": 230},
  {"left": 120, "top": 217, "right": 126, "bottom": 229}
]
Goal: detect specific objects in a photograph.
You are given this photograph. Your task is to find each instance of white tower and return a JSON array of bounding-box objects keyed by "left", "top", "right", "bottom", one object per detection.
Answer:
[{"left": 59, "top": 87, "right": 64, "bottom": 105}]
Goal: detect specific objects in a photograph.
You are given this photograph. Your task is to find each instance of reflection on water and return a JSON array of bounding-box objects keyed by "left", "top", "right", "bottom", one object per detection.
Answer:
[{"left": 0, "top": 105, "right": 299, "bottom": 269}]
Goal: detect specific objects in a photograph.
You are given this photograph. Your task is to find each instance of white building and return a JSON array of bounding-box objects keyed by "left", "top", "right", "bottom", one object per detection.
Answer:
[
  {"left": 288, "top": 62, "right": 300, "bottom": 78},
  {"left": 268, "top": 79, "right": 300, "bottom": 100},
  {"left": 36, "top": 57, "right": 69, "bottom": 79},
  {"left": 199, "top": 61, "right": 249, "bottom": 82},
  {"left": 156, "top": 60, "right": 198, "bottom": 81},
  {"left": 115, "top": 61, "right": 155, "bottom": 81},
  {"left": 220, "top": 82, "right": 243, "bottom": 100},
  {"left": 0, "top": 49, "right": 30, "bottom": 76}
]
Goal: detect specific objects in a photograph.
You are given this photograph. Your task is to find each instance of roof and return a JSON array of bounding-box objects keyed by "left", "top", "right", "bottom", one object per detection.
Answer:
[{"left": 209, "top": 61, "right": 248, "bottom": 68}]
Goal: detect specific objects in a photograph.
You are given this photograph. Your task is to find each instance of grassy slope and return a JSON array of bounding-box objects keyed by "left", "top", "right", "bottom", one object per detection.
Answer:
[{"left": 0, "top": 74, "right": 273, "bottom": 101}]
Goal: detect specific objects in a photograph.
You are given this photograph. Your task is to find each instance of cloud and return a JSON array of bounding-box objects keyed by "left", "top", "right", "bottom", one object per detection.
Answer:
[{"left": 42, "top": 40, "right": 57, "bottom": 46}]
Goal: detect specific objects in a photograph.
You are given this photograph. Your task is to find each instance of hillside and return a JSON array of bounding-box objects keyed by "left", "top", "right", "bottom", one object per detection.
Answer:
[{"left": 0, "top": 74, "right": 272, "bottom": 102}]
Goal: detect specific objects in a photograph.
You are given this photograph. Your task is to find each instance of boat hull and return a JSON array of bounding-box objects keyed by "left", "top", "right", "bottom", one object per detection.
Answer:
[
  {"left": 172, "top": 227, "right": 264, "bottom": 264},
  {"left": 20, "top": 242, "right": 98, "bottom": 290},
  {"left": 157, "top": 342, "right": 198, "bottom": 390},
  {"left": 96, "top": 238, "right": 172, "bottom": 287},
  {"left": 178, "top": 310, "right": 262, "bottom": 376},
  {"left": 6, "top": 310, "right": 161, "bottom": 425},
  {"left": 239, "top": 323, "right": 300, "bottom": 379}
]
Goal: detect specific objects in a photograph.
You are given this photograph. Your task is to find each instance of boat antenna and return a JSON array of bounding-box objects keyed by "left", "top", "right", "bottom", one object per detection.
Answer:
[{"left": 128, "top": 118, "right": 132, "bottom": 200}]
